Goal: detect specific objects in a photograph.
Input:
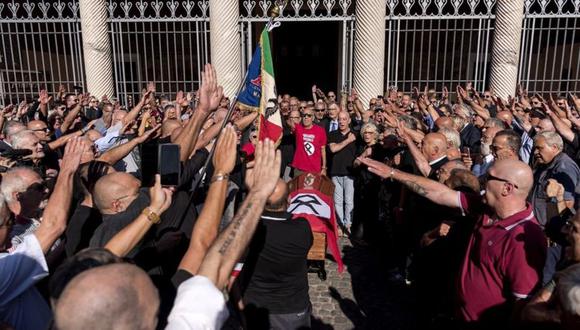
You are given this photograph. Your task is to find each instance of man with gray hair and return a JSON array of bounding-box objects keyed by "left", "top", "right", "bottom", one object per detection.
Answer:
[
  {"left": 0, "top": 120, "right": 26, "bottom": 152},
  {"left": 451, "top": 107, "right": 481, "bottom": 152},
  {"left": 0, "top": 167, "right": 49, "bottom": 249},
  {"left": 531, "top": 131, "right": 580, "bottom": 284}
]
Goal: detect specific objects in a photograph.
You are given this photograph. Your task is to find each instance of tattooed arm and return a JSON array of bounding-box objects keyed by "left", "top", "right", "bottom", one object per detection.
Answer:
[
  {"left": 197, "top": 139, "right": 282, "bottom": 289},
  {"left": 357, "top": 156, "right": 460, "bottom": 209}
]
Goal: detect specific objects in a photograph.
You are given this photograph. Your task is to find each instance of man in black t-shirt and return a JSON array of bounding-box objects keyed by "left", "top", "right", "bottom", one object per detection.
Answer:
[
  {"left": 240, "top": 179, "right": 313, "bottom": 330},
  {"left": 328, "top": 111, "right": 357, "bottom": 233}
]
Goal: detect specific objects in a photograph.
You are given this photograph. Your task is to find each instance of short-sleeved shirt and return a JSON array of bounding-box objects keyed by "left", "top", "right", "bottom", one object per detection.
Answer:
[
  {"left": 0, "top": 234, "right": 52, "bottom": 330},
  {"left": 327, "top": 130, "right": 357, "bottom": 176},
  {"left": 165, "top": 275, "right": 229, "bottom": 330},
  {"left": 457, "top": 192, "right": 546, "bottom": 322},
  {"left": 291, "top": 124, "right": 327, "bottom": 173},
  {"left": 530, "top": 152, "right": 580, "bottom": 227}
]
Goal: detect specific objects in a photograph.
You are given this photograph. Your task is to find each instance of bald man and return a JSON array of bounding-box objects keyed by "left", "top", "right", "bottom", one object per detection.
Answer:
[
  {"left": 358, "top": 157, "right": 546, "bottom": 326},
  {"left": 239, "top": 179, "right": 313, "bottom": 329},
  {"left": 54, "top": 263, "right": 159, "bottom": 330},
  {"left": 421, "top": 132, "right": 449, "bottom": 179},
  {"left": 496, "top": 110, "right": 514, "bottom": 128},
  {"left": 435, "top": 116, "right": 454, "bottom": 131}
]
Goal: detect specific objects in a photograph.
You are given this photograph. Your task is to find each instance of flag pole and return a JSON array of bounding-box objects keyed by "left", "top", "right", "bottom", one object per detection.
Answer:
[{"left": 168, "top": 2, "right": 285, "bottom": 233}]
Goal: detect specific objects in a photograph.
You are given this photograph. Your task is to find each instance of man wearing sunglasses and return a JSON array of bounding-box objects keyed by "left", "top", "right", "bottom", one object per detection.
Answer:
[
  {"left": 358, "top": 157, "right": 546, "bottom": 327},
  {"left": 0, "top": 167, "right": 50, "bottom": 250},
  {"left": 288, "top": 107, "right": 327, "bottom": 177}
]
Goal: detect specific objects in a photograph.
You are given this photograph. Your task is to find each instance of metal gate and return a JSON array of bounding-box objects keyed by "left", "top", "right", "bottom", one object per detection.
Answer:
[
  {"left": 0, "top": 1, "right": 86, "bottom": 105},
  {"left": 107, "top": 1, "right": 210, "bottom": 105},
  {"left": 384, "top": 0, "right": 580, "bottom": 95},
  {"left": 1, "top": 0, "right": 579, "bottom": 106}
]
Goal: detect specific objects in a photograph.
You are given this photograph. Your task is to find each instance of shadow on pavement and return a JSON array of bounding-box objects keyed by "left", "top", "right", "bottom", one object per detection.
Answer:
[{"left": 325, "top": 243, "right": 416, "bottom": 330}]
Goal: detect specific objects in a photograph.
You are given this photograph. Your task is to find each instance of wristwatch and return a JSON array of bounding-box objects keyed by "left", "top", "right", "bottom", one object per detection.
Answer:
[{"left": 142, "top": 207, "right": 161, "bottom": 224}]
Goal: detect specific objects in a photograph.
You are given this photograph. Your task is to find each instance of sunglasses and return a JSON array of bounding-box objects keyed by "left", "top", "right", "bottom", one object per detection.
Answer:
[
  {"left": 26, "top": 182, "right": 48, "bottom": 194},
  {"left": 485, "top": 173, "right": 519, "bottom": 189},
  {"left": 315, "top": 109, "right": 325, "bottom": 112},
  {"left": 32, "top": 127, "right": 50, "bottom": 133},
  {"left": 302, "top": 114, "right": 313, "bottom": 118}
]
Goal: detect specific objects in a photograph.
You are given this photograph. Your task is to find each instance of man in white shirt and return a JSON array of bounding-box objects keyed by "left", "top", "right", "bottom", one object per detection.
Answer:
[{"left": 0, "top": 138, "right": 83, "bottom": 330}]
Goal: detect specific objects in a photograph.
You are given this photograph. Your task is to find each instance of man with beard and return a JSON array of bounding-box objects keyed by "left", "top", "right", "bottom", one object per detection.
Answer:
[{"left": 472, "top": 126, "right": 501, "bottom": 177}]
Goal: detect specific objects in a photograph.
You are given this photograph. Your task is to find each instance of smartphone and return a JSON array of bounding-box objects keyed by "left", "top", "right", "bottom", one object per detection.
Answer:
[{"left": 158, "top": 144, "right": 181, "bottom": 187}]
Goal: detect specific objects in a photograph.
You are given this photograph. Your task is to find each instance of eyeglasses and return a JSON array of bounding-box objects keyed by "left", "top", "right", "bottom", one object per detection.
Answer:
[
  {"left": 485, "top": 173, "right": 519, "bottom": 189},
  {"left": 302, "top": 114, "right": 313, "bottom": 118},
  {"left": 490, "top": 144, "right": 507, "bottom": 152}
]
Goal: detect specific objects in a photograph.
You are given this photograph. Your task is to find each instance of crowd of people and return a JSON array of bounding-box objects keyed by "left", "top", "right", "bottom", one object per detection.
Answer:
[{"left": 0, "top": 60, "right": 580, "bottom": 330}]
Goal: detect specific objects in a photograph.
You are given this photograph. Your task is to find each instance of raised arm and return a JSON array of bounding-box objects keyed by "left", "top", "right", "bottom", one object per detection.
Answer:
[
  {"left": 37, "top": 89, "right": 51, "bottom": 119},
  {"left": 48, "top": 120, "right": 96, "bottom": 150},
  {"left": 197, "top": 139, "right": 281, "bottom": 289},
  {"left": 98, "top": 124, "right": 160, "bottom": 165},
  {"left": 123, "top": 90, "right": 152, "bottom": 127},
  {"left": 544, "top": 104, "right": 575, "bottom": 143},
  {"left": 34, "top": 138, "right": 84, "bottom": 253},
  {"left": 398, "top": 123, "right": 431, "bottom": 177},
  {"left": 61, "top": 94, "right": 87, "bottom": 134},
  {"left": 178, "top": 125, "right": 236, "bottom": 274},
  {"left": 357, "top": 156, "right": 460, "bottom": 209},
  {"left": 172, "top": 64, "right": 222, "bottom": 161},
  {"left": 105, "top": 174, "right": 173, "bottom": 257}
]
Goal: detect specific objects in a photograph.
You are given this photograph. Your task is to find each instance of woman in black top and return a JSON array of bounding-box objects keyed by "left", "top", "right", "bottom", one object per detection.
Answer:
[{"left": 352, "top": 123, "right": 387, "bottom": 245}]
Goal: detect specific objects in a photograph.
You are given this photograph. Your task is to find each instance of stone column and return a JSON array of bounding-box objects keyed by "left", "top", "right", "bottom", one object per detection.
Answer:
[
  {"left": 352, "top": 0, "right": 386, "bottom": 107},
  {"left": 209, "top": 0, "right": 243, "bottom": 98},
  {"left": 79, "top": 0, "right": 115, "bottom": 99},
  {"left": 488, "top": 0, "right": 525, "bottom": 99}
]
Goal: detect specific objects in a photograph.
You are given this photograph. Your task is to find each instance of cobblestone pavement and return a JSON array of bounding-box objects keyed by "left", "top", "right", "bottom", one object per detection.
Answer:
[{"left": 308, "top": 238, "right": 416, "bottom": 330}]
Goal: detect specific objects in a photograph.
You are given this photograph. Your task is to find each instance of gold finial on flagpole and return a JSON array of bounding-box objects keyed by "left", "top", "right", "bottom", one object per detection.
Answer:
[{"left": 269, "top": 0, "right": 287, "bottom": 18}]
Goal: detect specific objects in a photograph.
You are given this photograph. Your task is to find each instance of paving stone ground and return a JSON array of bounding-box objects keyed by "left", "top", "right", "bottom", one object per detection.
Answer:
[{"left": 308, "top": 238, "right": 416, "bottom": 330}]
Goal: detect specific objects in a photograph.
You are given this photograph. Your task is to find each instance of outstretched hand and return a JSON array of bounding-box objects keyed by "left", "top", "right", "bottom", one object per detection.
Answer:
[
  {"left": 198, "top": 63, "right": 223, "bottom": 114},
  {"left": 245, "top": 139, "right": 281, "bottom": 198},
  {"left": 38, "top": 89, "right": 52, "bottom": 105},
  {"left": 213, "top": 124, "right": 237, "bottom": 175},
  {"left": 60, "top": 137, "right": 87, "bottom": 175},
  {"left": 356, "top": 156, "right": 393, "bottom": 179}
]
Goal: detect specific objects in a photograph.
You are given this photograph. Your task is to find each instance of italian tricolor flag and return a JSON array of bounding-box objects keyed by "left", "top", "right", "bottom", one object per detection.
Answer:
[{"left": 257, "top": 28, "right": 282, "bottom": 143}]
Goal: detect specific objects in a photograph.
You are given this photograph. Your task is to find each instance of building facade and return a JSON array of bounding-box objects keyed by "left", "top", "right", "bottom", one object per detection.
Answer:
[{"left": 0, "top": 0, "right": 579, "bottom": 105}]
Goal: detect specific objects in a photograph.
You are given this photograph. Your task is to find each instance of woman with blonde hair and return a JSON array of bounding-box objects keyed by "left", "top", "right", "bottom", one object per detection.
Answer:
[{"left": 352, "top": 122, "right": 386, "bottom": 245}]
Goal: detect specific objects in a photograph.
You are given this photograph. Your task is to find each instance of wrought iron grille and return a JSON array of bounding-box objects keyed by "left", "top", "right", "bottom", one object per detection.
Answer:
[{"left": 107, "top": 1, "right": 210, "bottom": 105}]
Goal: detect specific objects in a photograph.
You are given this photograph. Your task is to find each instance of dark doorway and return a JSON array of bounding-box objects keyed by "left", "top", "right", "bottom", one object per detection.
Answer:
[{"left": 268, "top": 21, "right": 340, "bottom": 100}]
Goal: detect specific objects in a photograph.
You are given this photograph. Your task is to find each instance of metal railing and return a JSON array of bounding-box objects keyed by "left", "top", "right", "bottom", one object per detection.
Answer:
[
  {"left": 0, "top": 0, "right": 578, "bottom": 106},
  {"left": 107, "top": 0, "right": 210, "bottom": 105},
  {"left": 384, "top": 0, "right": 580, "bottom": 95}
]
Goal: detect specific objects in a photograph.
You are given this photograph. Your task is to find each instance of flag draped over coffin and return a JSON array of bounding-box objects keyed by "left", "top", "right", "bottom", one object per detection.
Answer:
[
  {"left": 238, "top": 27, "right": 282, "bottom": 142},
  {"left": 287, "top": 182, "right": 344, "bottom": 273}
]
